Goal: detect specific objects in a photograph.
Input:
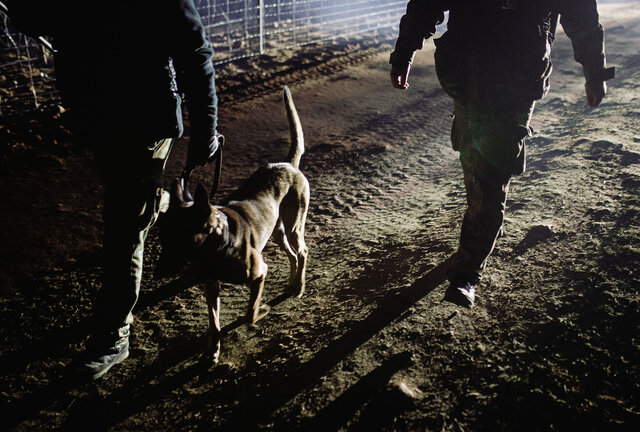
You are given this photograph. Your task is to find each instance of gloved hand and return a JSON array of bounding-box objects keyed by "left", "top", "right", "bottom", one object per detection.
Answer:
[
  {"left": 186, "top": 131, "right": 224, "bottom": 168},
  {"left": 585, "top": 80, "right": 606, "bottom": 107},
  {"left": 584, "top": 66, "right": 614, "bottom": 108},
  {"left": 390, "top": 62, "right": 411, "bottom": 90}
]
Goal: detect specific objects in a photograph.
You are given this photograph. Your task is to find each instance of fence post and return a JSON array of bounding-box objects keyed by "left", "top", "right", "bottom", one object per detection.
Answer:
[
  {"left": 22, "top": 35, "right": 39, "bottom": 109},
  {"left": 259, "top": 0, "right": 265, "bottom": 54},
  {"left": 243, "top": 0, "right": 249, "bottom": 38}
]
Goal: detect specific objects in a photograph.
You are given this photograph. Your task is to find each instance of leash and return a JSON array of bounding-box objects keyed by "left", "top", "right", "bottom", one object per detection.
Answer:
[
  {"left": 180, "top": 133, "right": 225, "bottom": 203},
  {"left": 209, "top": 144, "right": 223, "bottom": 201}
]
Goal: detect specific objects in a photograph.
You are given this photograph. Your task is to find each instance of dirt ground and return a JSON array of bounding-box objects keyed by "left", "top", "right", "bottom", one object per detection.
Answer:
[{"left": 2, "top": 2, "right": 640, "bottom": 431}]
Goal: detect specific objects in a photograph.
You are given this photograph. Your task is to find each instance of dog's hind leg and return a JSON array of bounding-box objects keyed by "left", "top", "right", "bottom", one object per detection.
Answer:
[
  {"left": 281, "top": 189, "right": 309, "bottom": 298},
  {"left": 286, "top": 227, "right": 308, "bottom": 298},
  {"left": 203, "top": 280, "right": 222, "bottom": 363},
  {"left": 272, "top": 221, "right": 299, "bottom": 292},
  {"left": 247, "top": 253, "right": 271, "bottom": 324},
  {"left": 280, "top": 184, "right": 309, "bottom": 298}
]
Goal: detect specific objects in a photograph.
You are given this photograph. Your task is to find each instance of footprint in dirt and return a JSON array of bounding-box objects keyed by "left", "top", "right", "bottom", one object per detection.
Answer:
[
  {"left": 584, "top": 139, "right": 640, "bottom": 165},
  {"left": 621, "top": 175, "right": 640, "bottom": 191},
  {"left": 528, "top": 149, "right": 571, "bottom": 171},
  {"left": 514, "top": 224, "right": 555, "bottom": 253}
]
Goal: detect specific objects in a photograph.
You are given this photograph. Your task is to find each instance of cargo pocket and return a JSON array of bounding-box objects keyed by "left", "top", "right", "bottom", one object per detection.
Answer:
[
  {"left": 138, "top": 138, "right": 174, "bottom": 231},
  {"left": 450, "top": 100, "right": 467, "bottom": 152},
  {"left": 434, "top": 41, "right": 468, "bottom": 102},
  {"left": 137, "top": 187, "right": 164, "bottom": 231}
]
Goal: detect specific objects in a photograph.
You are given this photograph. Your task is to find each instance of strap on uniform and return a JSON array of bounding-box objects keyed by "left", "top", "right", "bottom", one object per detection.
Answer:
[{"left": 601, "top": 66, "right": 616, "bottom": 81}]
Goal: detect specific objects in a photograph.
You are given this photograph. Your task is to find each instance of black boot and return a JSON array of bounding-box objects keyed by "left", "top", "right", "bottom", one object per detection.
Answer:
[
  {"left": 83, "top": 328, "right": 130, "bottom": 380},
  {"left": 444, "top": 282, "right": 476, "bottom": 308}
]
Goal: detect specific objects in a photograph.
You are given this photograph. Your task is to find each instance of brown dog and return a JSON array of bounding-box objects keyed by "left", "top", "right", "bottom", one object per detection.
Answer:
[{"left": 156, "top": 87, "right": 309, "bottom": 362}]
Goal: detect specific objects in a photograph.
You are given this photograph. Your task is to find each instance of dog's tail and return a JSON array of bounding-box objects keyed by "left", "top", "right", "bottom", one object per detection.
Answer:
[{"left": 284, "top": 86, "right": 304, "bottom": 169}]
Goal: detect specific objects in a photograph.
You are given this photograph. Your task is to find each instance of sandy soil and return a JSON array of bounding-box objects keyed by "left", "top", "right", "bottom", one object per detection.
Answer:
[{"left": 2, "top": 2, "right": 640, "bottom": 431}]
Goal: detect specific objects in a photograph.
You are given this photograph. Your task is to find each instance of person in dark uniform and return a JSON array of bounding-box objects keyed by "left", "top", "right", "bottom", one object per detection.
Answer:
[
  {"left": 9, "top": 0, "right": 221, "bottom": 378},
  {"left": 390, "top": 0, "right": 614, "bottom": 307}
]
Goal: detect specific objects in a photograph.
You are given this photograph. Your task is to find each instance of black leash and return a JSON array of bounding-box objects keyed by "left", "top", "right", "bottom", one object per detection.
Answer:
[
  {"left": 209, "top": 144, "right": 223, "bottom": 200},
  {"left": 180, "top": 134, "right": 225, "bottom": 203}
]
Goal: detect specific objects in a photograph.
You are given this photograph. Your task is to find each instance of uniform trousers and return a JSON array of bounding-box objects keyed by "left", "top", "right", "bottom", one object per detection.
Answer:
[
  {"left": 449, "top": 97, "right": 535, "bottom": 284},
  {"left": 91, "top": 138, "right": 173, "bottom": 342}
]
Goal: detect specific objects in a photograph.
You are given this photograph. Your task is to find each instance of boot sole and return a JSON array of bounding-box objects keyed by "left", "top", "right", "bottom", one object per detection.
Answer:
[{"left": 91, "top": 349, "right": 130, "bottom": 380}]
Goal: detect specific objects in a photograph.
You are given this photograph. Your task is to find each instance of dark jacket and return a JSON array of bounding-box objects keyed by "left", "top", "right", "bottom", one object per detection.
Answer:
[
  {"left": 390, "top": 0, "right": 608, "bottom": 101},
  {"left": 9, "top": 0, "right": 217, "bottom": 147}
]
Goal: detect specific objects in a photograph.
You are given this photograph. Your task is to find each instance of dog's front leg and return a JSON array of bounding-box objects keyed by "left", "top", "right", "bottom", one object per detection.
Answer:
[
  {"left": 203, "top": 280, "right": 222, "bottom": 363},
  {"left": 247, "top": 255, "right": 271, "bottom": 324}
]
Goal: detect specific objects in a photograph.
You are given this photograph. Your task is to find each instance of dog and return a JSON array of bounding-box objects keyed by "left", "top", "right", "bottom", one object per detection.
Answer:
[{"left": 156, "top": 86, "right": 309, "bottom": 363}]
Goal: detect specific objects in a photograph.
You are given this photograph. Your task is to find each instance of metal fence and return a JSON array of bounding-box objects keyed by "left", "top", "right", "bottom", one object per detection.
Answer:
[
  {"left": 0, "top": 0, "right": 408, "bottom": 113},
  {"left": 0, "top": 8, "right": 56, "bottom": 115},
  {"left": 197, "top": 0, "right": 407, "bottom": 63}
]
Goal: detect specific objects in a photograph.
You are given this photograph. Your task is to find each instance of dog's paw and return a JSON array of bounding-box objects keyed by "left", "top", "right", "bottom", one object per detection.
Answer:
[
  {"left": 207, "top": 339, "right": 221, "bottom": 364},
  {"left": 248, "top": 304, "right": 271, "bottom": 324},
  {"left": 199, "top": 351, "right": 219, "bottom": 368},
  {"left": 208, "top": 347, "right": 220, "bottom": 364},
  {"left": 287, "top": 284, "right": 305, "bottom": 299}
]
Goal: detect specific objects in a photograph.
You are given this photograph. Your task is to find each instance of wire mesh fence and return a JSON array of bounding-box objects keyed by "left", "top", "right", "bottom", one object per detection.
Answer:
[
  {"left": 0, "top": 0, "right": 408, "bottom": 114},
  {"left": 0, "top": 9, "right": 56, "bottom": 115},
  {"left": 197, "top": 0, "right": 407, "bottom": 64}
]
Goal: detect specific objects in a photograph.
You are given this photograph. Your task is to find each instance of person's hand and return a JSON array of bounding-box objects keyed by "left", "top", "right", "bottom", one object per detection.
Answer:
[
  {"left": 186, "top": 131, "right": 224, "bottom": 168},
  {"left": 585, "top": 80, "right": 606, "bottom": 107},
  {"left": 390, "top": 63, "right": 411, "bottom": 89}
]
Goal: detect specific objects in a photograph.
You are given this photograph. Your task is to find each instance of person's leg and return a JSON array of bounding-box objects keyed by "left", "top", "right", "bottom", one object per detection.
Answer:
[
  {"left": 453, "top": 165, "right": 511, "bottom": 285},
  {"left": 85, "top": 138, "right": 173, "bottom": 379},
  {"left": 95, "top": 183, "right": 153, "bottom": 334},
  {"left": 446, "top": 99, "right": 534, "bottom": 306}
]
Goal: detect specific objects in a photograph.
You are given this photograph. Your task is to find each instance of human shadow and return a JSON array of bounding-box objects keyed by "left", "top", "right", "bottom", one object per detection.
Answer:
[
  {"left": 207, "top": 255, "right": 454, "bottom": 431},
  {"left": 302, "top": 351, "right": 415, "bottom": 432},
  {"left": 59, "top": 254, "right": 451, "bottom": 431},
  {"left": 5, "top": 248, "right": 451, "bottom": 430},
  {"left": 4, "top": 287, "right": 292, "bottom": 430},
  {"left": 57, "top": 291, "right": 293, "bottom": 430},
  {"left": 0, "top": 274, "right": 194, "bottom": 377}
]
